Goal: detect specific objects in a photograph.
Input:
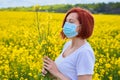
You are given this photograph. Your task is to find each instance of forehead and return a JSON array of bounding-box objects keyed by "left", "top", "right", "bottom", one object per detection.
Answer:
[{"left": 66, "top": 12, "right": 78, "bottom": 20}]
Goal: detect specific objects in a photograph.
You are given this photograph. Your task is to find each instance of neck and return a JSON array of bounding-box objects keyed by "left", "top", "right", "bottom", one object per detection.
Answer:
[{"left": 70, "top": 37, "right": 86, "bottom": 48}]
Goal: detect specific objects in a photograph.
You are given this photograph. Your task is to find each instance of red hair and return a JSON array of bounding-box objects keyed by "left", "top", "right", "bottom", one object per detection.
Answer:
[{"left": 61, "top": 7, "right": 94, "bottom": 39}]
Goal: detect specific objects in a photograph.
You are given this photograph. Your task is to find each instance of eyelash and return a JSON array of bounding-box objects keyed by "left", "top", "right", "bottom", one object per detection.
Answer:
[
  {"left": 66, "top": 20, "right": 74, "bottom": 23},
  {"left": 69, "top": 21, "right": 74, "bottom": 23}
]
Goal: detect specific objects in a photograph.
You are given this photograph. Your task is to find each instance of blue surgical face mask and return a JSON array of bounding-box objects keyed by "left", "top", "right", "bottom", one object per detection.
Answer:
[{"left": 63, "top": 22, "right": 78, "bottom": 38}]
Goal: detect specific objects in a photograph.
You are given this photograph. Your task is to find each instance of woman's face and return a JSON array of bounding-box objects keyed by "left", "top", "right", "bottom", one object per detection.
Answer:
[{"left": 66, "top": 12, "right": 81, "bottom": 32}]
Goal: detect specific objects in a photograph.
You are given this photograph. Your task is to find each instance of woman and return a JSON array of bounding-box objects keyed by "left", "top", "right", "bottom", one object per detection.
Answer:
[{"left": 42, "top": 7, "right": 95, "bottom": 80}]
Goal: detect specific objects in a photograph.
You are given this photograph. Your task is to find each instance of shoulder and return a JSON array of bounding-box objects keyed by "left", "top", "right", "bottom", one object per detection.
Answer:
[
  {"left": 79, "top": 42, "right": 94, "bottom": 54},
  {"left": 76, "top": 42, "right": 95, "bottom": 75},
  {"left": 77, "top": 42, "right": 95, "bottom": 60}
]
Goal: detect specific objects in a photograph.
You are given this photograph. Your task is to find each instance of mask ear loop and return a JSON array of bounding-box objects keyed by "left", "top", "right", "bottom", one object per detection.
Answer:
[{"left": 78, "top": 24, "right": 82, "bottom": 34}]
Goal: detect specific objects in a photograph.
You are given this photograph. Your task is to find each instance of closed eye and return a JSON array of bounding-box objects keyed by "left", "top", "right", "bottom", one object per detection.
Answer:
[
  {"left": 66, "top": 19, "right": 75, "bottom": 23},
  {"left": 69, "top": 21, "right": 74, "bottom": 23}
]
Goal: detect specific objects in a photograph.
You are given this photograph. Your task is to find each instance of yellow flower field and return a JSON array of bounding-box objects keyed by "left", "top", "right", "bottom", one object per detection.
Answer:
[{"left": 0, "top": 11, "right": 120, "bottom": 80}]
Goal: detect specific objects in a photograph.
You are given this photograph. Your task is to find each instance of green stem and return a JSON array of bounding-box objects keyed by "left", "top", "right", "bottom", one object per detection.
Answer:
[{"left": 36, "top": 11, "right": 41, "bottom": 43}]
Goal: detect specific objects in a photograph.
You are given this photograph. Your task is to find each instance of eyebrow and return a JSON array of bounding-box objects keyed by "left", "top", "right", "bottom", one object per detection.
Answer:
[{"left": 66, "top": 19, "right": 74, "bottom": 22}]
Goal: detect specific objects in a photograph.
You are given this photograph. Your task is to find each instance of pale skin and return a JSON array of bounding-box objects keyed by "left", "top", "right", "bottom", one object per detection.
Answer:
[{"left": 42, "top": 12, "right": 92, "bottom": 80}]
